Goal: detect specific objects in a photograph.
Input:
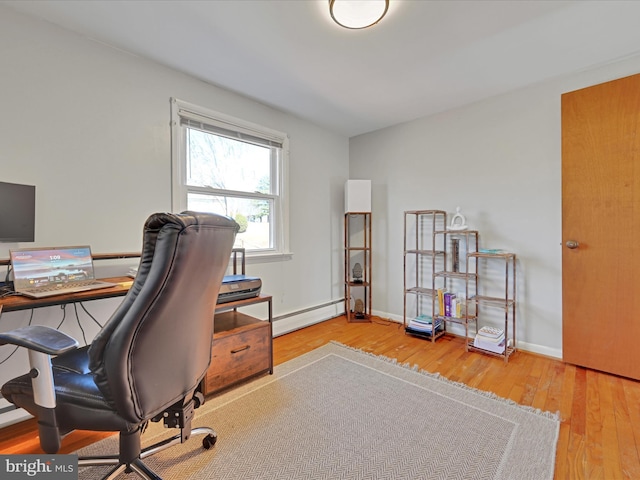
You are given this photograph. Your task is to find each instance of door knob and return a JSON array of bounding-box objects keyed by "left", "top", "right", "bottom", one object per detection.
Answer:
[{"left": 566, "top": 240, "right": 579, "bottom": 249}]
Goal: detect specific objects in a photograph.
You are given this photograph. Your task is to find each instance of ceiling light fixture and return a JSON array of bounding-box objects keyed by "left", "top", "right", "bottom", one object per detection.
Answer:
[{"left": 329, "top": 0, "right": 389, "bottom": 30}]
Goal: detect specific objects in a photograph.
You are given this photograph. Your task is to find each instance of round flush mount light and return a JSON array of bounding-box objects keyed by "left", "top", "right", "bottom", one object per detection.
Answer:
[{"left": 329, "top": 0, "right": 390, "bottom": 29}]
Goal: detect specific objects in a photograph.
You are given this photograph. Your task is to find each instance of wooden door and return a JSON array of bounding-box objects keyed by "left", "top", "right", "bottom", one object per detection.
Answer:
[{"left": 562, "top": 73, "right": 640, "bottom": 380}]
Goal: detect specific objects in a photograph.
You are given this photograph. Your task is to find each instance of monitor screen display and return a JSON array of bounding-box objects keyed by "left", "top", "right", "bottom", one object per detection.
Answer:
[{"left": 0, "top": 181, "right": 36, "bottom": 242}]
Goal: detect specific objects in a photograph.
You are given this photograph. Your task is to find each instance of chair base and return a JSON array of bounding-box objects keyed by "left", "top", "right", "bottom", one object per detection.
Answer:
[{"left": 78, "top": 426, "right": 217, "bottom": 480}]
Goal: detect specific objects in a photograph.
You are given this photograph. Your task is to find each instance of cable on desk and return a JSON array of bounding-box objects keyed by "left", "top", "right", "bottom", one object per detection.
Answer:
[{"left": 1, "top": 265, "right": 13, "bottom": 295}]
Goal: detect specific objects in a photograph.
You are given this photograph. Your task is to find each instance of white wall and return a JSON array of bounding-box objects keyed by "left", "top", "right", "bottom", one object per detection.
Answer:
[
  {"left": 0, "top": 6, "right": 349, "bottom": 408},
  {"left": 350, "top": 54, "right": 640, "bottom": 358}
]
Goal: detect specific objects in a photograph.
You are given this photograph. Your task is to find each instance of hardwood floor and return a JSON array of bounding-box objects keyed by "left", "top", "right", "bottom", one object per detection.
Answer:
[{"left": 1, "top": 315, "right": 639, "bottom": 479}]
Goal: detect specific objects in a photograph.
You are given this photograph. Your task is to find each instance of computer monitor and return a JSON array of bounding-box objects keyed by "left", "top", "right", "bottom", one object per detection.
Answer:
[{"left": 0, "top": 181, "right": 36, "bottom": 242}]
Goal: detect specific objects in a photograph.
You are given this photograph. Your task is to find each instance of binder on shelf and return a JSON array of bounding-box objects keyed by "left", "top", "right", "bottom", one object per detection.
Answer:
[
  {"left": 444, "top": 292, "right": 456, "bottom": 317},
  {"left": 437, "top": 288, "right": 446, "bottom": 316}
]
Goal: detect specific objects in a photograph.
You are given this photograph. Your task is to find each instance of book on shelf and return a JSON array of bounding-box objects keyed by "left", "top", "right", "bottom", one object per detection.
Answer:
[
  {"left": 407, "top": 325, "right": 444, "bottom": 336},
  {"left": 451, "top": 297, "right": 461, "bottom": 318},
  {"left": 475, "top": 332, "right": 505, "bottom": 344},
  {"left": 454, "top": 292, "right": 465, "bottom": 318},
  {"left": 437, "top": 288, "right": 446, "bottom": 316},
  {"left": 474, "top": 326, "right": 505, "bottom": 352},
  {"left": 444, "top": 292, "right": 456, "bottom": 317},
  {"left": 477, "top": 326, "right": 504, "bottom": 339},
  {"left": 408, "top": 314, "right": 442, "bottom": 332},
  {"left": 473, "top": 336, "right": 507, "bottom": 354},
  {"left": 478, "top": 248, "right": 508, "bottom": 254}
]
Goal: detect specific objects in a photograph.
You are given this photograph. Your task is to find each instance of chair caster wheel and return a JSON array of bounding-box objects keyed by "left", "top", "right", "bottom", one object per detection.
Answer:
[
  {"left": 202, "top": 433, "right": 217, "bottom": 449},
  {"left": 194, "top": 391, "right": 205, "bottom": 409}
]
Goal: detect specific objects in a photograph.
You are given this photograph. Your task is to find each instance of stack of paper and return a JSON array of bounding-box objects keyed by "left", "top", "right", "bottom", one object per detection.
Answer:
[
  {"left": 474, "top": 326, "right": 506, "bottom": 354},
  {"left": 408, "top": 314, "right": 442, "bottom": 333}
]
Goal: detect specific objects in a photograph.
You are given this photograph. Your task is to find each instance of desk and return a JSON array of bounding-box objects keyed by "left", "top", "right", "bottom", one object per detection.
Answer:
[
  {"left": 0, "top": 277, "right": 273, "bottom": 396},
  {"left": 0, "top": 248, "right": 249, "bottom": 312},
  {"left": 0, "top": 276, "right": 133, "bottom": 313}
]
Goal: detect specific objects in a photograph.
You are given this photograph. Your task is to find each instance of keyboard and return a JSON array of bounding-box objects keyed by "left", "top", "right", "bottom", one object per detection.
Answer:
[
  {"left": 24, "top": 281, "right": 104, "bottom": 293},
  {"left": 18, "top": 279, "right": 117, "bottom": 298}
]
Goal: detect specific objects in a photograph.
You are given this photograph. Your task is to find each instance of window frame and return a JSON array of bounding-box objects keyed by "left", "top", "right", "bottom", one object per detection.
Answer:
[{"left": 170, "top": 98, "right": 291, "bottom": 259}]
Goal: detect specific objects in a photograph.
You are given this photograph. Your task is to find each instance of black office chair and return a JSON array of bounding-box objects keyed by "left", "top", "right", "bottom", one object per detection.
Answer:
[{"left": 0, "top": 211, "right": 239, "bottom": 479}]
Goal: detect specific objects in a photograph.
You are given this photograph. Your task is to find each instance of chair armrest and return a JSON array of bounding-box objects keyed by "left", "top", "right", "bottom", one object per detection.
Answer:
[
  {"left": 0, "top": 325, "right": 78, "bottom": 355},
  {"left": 0, "top": 325, "right": 77, "bottom": 454}
]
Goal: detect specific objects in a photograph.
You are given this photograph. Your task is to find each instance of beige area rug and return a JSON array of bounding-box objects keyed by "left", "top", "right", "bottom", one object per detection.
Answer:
[{"left": 78, "top": 342, "right": 559, "bottom": 479}]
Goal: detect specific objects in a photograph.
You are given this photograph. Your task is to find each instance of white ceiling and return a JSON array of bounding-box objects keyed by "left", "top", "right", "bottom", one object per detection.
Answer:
[{"left": 4, "top": 0, "right": 640, "bottom": 137}]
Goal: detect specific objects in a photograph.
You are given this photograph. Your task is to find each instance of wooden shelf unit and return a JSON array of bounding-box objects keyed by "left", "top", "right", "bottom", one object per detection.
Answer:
[{"left": 344, "top": 212, "right": 372, "bottom": 322}]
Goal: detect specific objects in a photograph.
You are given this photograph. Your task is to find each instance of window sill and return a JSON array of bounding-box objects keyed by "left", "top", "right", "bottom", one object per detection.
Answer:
[{"left": 244, "top": 251, "right": 294, "bottom": 265}]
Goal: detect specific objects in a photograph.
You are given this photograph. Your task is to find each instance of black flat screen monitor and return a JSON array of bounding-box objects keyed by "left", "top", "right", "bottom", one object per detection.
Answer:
[{"left": 0, "top": 181, "right": 36, "bottom": 242}]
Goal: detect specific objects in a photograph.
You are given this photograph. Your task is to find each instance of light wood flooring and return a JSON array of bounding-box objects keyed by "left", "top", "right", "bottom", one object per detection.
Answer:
[{"left": 1, "top": 315, "right": 639, "bottom": 479}]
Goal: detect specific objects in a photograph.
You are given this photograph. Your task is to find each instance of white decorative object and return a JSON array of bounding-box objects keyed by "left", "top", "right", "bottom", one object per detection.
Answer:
[
  {"left": 345, "top": 180, "right": 371, "bottom": 213},
  {"left": 448, "top": 207, "right": 468, "bottom": 231}
]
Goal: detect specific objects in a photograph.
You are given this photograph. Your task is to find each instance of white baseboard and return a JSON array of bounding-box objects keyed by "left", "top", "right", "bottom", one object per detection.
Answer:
[
  {"left": 515, "top": 341, "right": 561, "bottom": 359},
  {"left": 0, "top": 398, "right": 31, "bottom": 428}
]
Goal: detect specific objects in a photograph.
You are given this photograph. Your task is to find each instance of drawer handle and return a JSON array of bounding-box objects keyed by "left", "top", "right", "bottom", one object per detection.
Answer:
[{"left": 231, "top": 345, "right": 250, "bottom": 354}]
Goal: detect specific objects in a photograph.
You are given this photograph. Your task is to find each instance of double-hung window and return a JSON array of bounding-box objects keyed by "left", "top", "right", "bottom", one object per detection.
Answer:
[{"left": 171, "top": 98, "right": 289, "bottom": 256}]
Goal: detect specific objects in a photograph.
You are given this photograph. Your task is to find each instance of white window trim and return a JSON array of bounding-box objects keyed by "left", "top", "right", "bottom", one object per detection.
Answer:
[{"left": 170, "top": 98, "right": 291, "bottom": 260}]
